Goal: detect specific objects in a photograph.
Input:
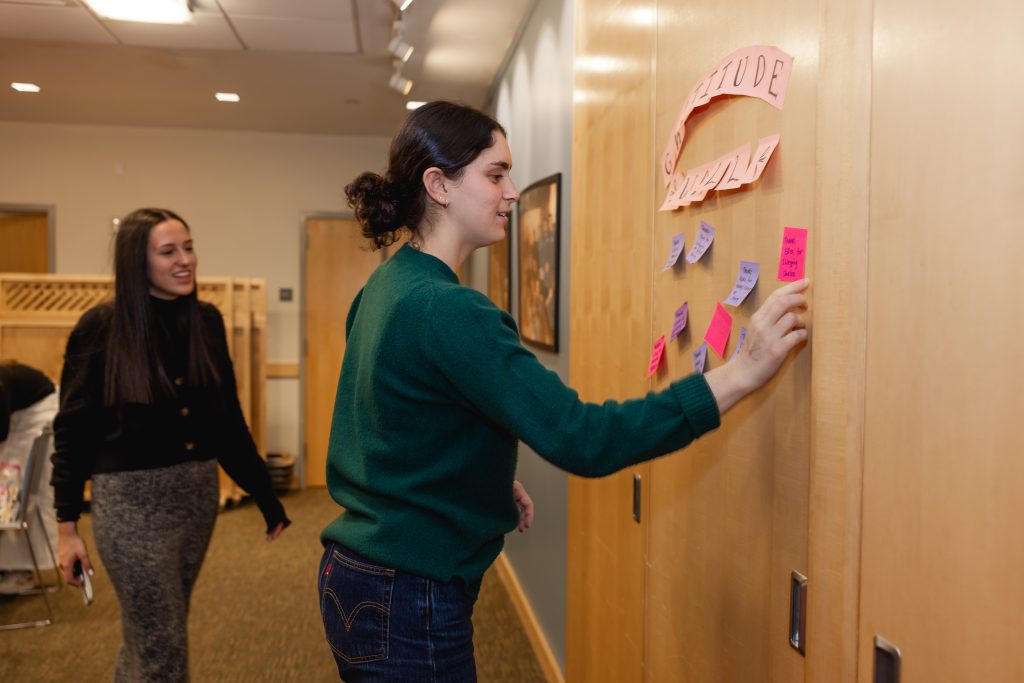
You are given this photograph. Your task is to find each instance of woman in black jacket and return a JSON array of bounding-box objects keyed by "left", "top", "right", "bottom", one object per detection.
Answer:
[{"left": 52, "top": 207, "right": 289, "bottom": 683}]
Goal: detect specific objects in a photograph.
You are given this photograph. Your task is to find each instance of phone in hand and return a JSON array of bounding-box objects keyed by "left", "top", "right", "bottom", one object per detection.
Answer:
[{"left": 72, "top": 559, "right": 94, "bottom": 606}]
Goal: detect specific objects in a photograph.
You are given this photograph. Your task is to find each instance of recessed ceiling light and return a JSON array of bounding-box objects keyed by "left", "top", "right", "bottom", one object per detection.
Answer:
[
  {"left": 11, "top": 82, "right": 41, "bottom": 93},
  {"left": 82, "top": 0, "right": 192, "bottom": 24},
  {"left": 215, "top": 92, "right": 240, "bottom": 103},
  {"left": 406, "top": 101, "right": 426, "bottom": 110}
]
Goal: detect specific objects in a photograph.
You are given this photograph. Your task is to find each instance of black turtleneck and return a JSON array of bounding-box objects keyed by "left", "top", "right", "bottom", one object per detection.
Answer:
[{"left": 51, "top": 296, "right": 289, "bottom": 532}]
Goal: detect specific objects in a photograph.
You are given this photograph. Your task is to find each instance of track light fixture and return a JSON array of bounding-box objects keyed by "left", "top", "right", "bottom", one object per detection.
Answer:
[
  {"left": 388, "top": 35, "right": 414, "bottom": 63},
  {"left": 390, "top": 0, "right": 414, "bottom": 10},
  {"left": 389, "top": 71, "right": 413, "bottom": 96}
]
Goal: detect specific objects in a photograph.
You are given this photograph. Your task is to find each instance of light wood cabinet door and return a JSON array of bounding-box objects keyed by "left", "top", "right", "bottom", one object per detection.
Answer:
[{"left": 858, "top": 0, "right": 1024, "bottom": 680}]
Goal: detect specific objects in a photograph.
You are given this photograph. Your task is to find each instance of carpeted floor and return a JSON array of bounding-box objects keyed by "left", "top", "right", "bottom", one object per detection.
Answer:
[{"left": 0, "top": 488, "right": 547, "bottom": 682}]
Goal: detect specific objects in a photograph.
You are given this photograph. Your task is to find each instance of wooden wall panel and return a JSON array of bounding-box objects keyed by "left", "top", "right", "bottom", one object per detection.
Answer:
[
  {"left": 647, "top": 3, "right": 818, "bottom": 680},
  {"left": 858, "top": 0, "right": 1024, "bottom": 680},
  {"left": 567, "top": 1, "right": 656, "bottom": 681}
]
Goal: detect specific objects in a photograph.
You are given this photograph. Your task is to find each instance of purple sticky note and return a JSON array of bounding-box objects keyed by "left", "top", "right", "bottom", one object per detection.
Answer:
[
  {"left": 777, "top": 226, "right": 808, "bottom": 281},
  {"left": 692, "top": 342, "right": 708, "bottom": 374},
  {"left": 670, "top": 301, "right": 689, "bottom": 342},
  {"left": 729, "top": 327, "right": 747, "bottom": 361},
  {"left": 661, "top": 233, "right": 685, "bottom": 271},
  {"left": 704, "top": 302, "right": 732, "bottom": 357},
  {"left": 685, "top": 221, "right": 715, "bottom": 264},
  {"left": 724, "top": 261, "right": 760, "bottom": 307}
]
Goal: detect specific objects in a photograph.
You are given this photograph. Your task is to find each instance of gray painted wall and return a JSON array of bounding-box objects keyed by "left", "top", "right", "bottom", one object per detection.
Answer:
[{"left": 471, "top": 0, "right": 574, "bottom": 670}]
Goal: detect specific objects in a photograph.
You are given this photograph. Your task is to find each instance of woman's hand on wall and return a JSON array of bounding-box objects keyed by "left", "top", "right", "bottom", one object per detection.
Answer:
[{"left": 705, "top": 278, "right": 810, "bottom": 415}]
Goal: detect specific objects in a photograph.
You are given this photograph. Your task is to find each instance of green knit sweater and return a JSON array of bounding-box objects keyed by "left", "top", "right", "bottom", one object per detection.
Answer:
[{"left": 321, "top": 244, "right": 721, "bottom": 595}]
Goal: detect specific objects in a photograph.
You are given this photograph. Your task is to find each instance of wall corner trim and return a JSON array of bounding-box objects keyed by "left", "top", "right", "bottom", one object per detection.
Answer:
[{"left": 493, "top": 551, "right": 565, "bottom": 683}]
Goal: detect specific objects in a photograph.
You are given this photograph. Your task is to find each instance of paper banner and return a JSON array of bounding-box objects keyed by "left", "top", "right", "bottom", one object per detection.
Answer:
[
  {"left": 686, "top": 221, "right": 715, "bottom": 264},
  {"left": 744, "top": 133, "right": 781, "bottom": 184},
  {"left": 661, "top": 45, "right": 795, "bottom": 185},
  {"left": 724, "top": 261, "right": 760, "bottom": 307},
  {"left": 729, "top": 327, "right": 747, "bottom": 361},
  {"left": 670, "top": 301, "right": 689, "bottom": 343},
  {"left": 692, "top": 342, "right": 708, "bottom": 375},
  {"left": 646, "top": 335, "right": 666, "bottom": 378},
  {"left": 659, "top": 134, "right": 781, "bottom": 211},
  {"left": 661, "top": 233, "right": 685, "bottom": 271},
  {"left": 777, "top": 226, "right": 808, "bottom": 281},
  {"left": 704, "top": 302, "right": 733, "bottom": 357}
]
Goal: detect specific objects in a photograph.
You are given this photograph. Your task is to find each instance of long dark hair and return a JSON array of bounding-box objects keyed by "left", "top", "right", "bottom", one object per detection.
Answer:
[
  {"left": 345, "top": 100, "right": 507, "bottom": 249},
  {"left": 104, "top": 208, "right": 219, "bottom": 405}
]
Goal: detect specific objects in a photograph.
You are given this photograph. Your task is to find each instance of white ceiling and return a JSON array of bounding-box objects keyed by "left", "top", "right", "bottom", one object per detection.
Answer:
[{"left": 0, "top": 0, "right": 536, "bottom": 136}]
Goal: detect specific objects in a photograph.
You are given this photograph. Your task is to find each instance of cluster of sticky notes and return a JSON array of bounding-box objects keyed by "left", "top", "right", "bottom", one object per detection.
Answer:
[{"left": 649, "top": 224, "right": 808, "bottom": 377}]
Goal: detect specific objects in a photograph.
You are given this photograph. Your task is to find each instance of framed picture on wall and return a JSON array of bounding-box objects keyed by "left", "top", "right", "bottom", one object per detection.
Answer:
[
  {"left": 517, "top": 173, "right": 561, "bottom": 352},
  {"left": 488, "top": 218, "right": 511, "bottom": 312}
]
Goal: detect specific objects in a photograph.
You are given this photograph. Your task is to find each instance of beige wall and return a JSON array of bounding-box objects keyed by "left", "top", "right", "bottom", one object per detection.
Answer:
[{"left": 0, "top": 120, "right": 390, "bottom": 458}]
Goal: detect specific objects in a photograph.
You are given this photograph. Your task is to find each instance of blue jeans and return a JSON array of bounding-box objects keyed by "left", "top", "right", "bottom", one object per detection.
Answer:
[{"left": 318, "top": 541, "right": 478, "bottom": 682}]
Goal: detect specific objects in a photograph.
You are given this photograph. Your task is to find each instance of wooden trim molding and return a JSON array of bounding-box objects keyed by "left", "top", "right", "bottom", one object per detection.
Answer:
[
  {"left": 267, "top": 362, "right": 300, "bottom": 379},
  {"left": 493, "top": 552, "right": 565, "bottom": 683}
]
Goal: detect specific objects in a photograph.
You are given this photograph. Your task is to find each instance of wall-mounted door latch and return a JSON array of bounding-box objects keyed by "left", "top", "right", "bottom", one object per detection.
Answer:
[
  {"left": 632, "top": 473, "right": 641, "bottom": 523},
  {"left": 873, "top": 634, "right": 901, "bottom": 683},
  {"left": 789, "top": 570, "right": 808, "bottom": 655}
]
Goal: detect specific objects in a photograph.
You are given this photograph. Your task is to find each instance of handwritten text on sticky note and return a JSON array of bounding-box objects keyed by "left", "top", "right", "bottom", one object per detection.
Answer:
[
  {"left": 729, "top": 327, "right": 747, "bottom": 361},
  {"left": 662, "top": 233, "right": 685, "bottom": 271},
  {"left": 686, "top": 221, "right": 716, "bottom": 264},
  {"left": 777, "top": 226, "right": 808, "bottom": 281},
  {"left": 724, "top": 261, "right": 760, "bottom": 307},
  {"left": 670, "top": 301, "right": 689, "bottom": 342}
]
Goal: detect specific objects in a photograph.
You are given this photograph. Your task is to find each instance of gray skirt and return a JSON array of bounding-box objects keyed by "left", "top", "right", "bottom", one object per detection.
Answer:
[{"left": 91, "top": 459, "right": 219, "bottom": 683}]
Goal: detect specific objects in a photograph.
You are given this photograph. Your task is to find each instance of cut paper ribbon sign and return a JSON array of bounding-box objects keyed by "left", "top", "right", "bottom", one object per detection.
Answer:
[
  {"left": 729, "top": 327, "right": 747, "bottom": 361},
  {"left": 661, "top": 45, "right": 795, "bottom": 186},
  {"left": 692, "top": 342, "right": 708, "bottom": 374},
  {"left": 777, "top": 226, "right": 808, "bottom": 281},
  {"left": 724, "top": 261, "right": 760, "bottom": 307},
  {"left": 670, "top": 301, "right": 689, "bottom": 343},
  {"left": 662, "top": 233, "right": 685, "bottom": 271},
  {"left": 660, "top": 134, "right": 780, "bottom": 211},
  {"left": 704, "top": 302, "right": 733, "bottom": 357},
  {"left": 686, "top": 221, "right": 715, "bottom": 264},
  {"left": 646, "top": 335, "right": 666, "bottom": 378}
]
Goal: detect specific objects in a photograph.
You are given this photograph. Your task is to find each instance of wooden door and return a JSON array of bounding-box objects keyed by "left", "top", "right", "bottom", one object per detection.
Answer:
[
  {"left": 858, "top": 1, "right": 1024, "bottom": 680},
  {"left": 303, "top": 217, "right": 382, "bottom": 487},
  {"left": 0, "top": 210, "right": 49, "bottom": 273},
  {"left": 567, "top": 1, "right": 656, "bottom": 680}
]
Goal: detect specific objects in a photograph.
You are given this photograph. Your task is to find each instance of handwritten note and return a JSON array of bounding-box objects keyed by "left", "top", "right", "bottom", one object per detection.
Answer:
[
  {"left": 670, "top": 301, "right": 689, "bottom": 343},
  {"left": 660, "top": 133, "right": 782, "bottom": 211},
  {"left": 686, "top": 221, "right": 715, "bottom": 264},
  {"left": 729, "top": 327, "right": 747, "bottom": 361},
  {"left": 692, "top": 342, "right": 708, "bottom": 374},
  {"left": 704, "top": 302, "right": 733, "bottom": 358},
  {"left": 646, "top": 336, "right": 666, "bottom": 378},
  {"left": 777, "top": 226, "right": 808, "bottom": 281},
  {"left": 743, "top": 133, "right": 781, "bottom": 184},
  {"left": 661, "top": 233, "right": 685, "bottom": 271},
  {"left": 724, "top": 261, "right": 760, "bottom": 307}
]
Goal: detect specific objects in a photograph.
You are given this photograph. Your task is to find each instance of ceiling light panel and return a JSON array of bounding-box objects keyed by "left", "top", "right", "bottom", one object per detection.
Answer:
[
  {"left": 217, "top": 0, "right": 356, "bottom": 21},
  {"left": 228, "top": 15, "right": 357, "bottom": 53},
  {"left": 82, "top": 0, "right": 193, "bottom": 24},
  {"left": 215, "top": 92, "right": 240, "bottom": 102},
  {"left": 102, "top": 12, "right": 242, "bottom": 49},
  {"left": 0, "top": 4, "right": 117, "bottom": 44}
]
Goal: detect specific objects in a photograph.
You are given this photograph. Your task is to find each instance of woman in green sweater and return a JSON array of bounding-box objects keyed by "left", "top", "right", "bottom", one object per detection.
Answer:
[{"left": 318, "top": 101, "right": 809, "bottom": 682}]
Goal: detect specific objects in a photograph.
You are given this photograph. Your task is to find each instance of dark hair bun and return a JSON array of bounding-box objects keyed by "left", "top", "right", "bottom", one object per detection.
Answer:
[{"left": 345, "top": 172, "right": 403, "bottom": 249}]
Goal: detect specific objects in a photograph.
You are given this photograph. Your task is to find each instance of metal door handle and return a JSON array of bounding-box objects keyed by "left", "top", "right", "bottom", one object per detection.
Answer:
[
  {"left": 632, "top": 473, "right": 641, "bottom": 523},
  {"left": 874, "top": 635, "right": 901, "bottom": 683},
  {"left": 789, "top": 571, "right": 808, "bottom": 655}
]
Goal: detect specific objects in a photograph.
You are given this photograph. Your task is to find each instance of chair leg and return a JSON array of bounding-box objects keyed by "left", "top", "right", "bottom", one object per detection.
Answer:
[
  {"left": 33, "top": 506, "right": 62, "bottom": 594},
  {"left": 0, "top": 523, "right": 53, "bottom": 630}
]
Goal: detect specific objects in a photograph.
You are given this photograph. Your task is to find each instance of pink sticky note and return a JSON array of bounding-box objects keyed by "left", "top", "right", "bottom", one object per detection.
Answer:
[
  {"left": 715, "top": 143, "right": 752, "bottom": 191},
  {"left": 692, "top": 342, "right": 708, "bottom": 374},
  {"left": 704, "top": 302, "right": 733, "bottom": 358},
  {"left": 670, "top": 301, "right": 689, "bottom": 342},
  {"left": 777, "top": 226, "right": 808, "bottom": 281},
  {"left": 646, "top": 336, "right": 666, "bottom": 378}
]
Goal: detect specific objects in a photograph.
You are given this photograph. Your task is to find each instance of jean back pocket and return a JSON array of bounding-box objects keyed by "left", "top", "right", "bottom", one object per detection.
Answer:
[{"left": 318, "top": 543, "right": 395, "bottom": 664}]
